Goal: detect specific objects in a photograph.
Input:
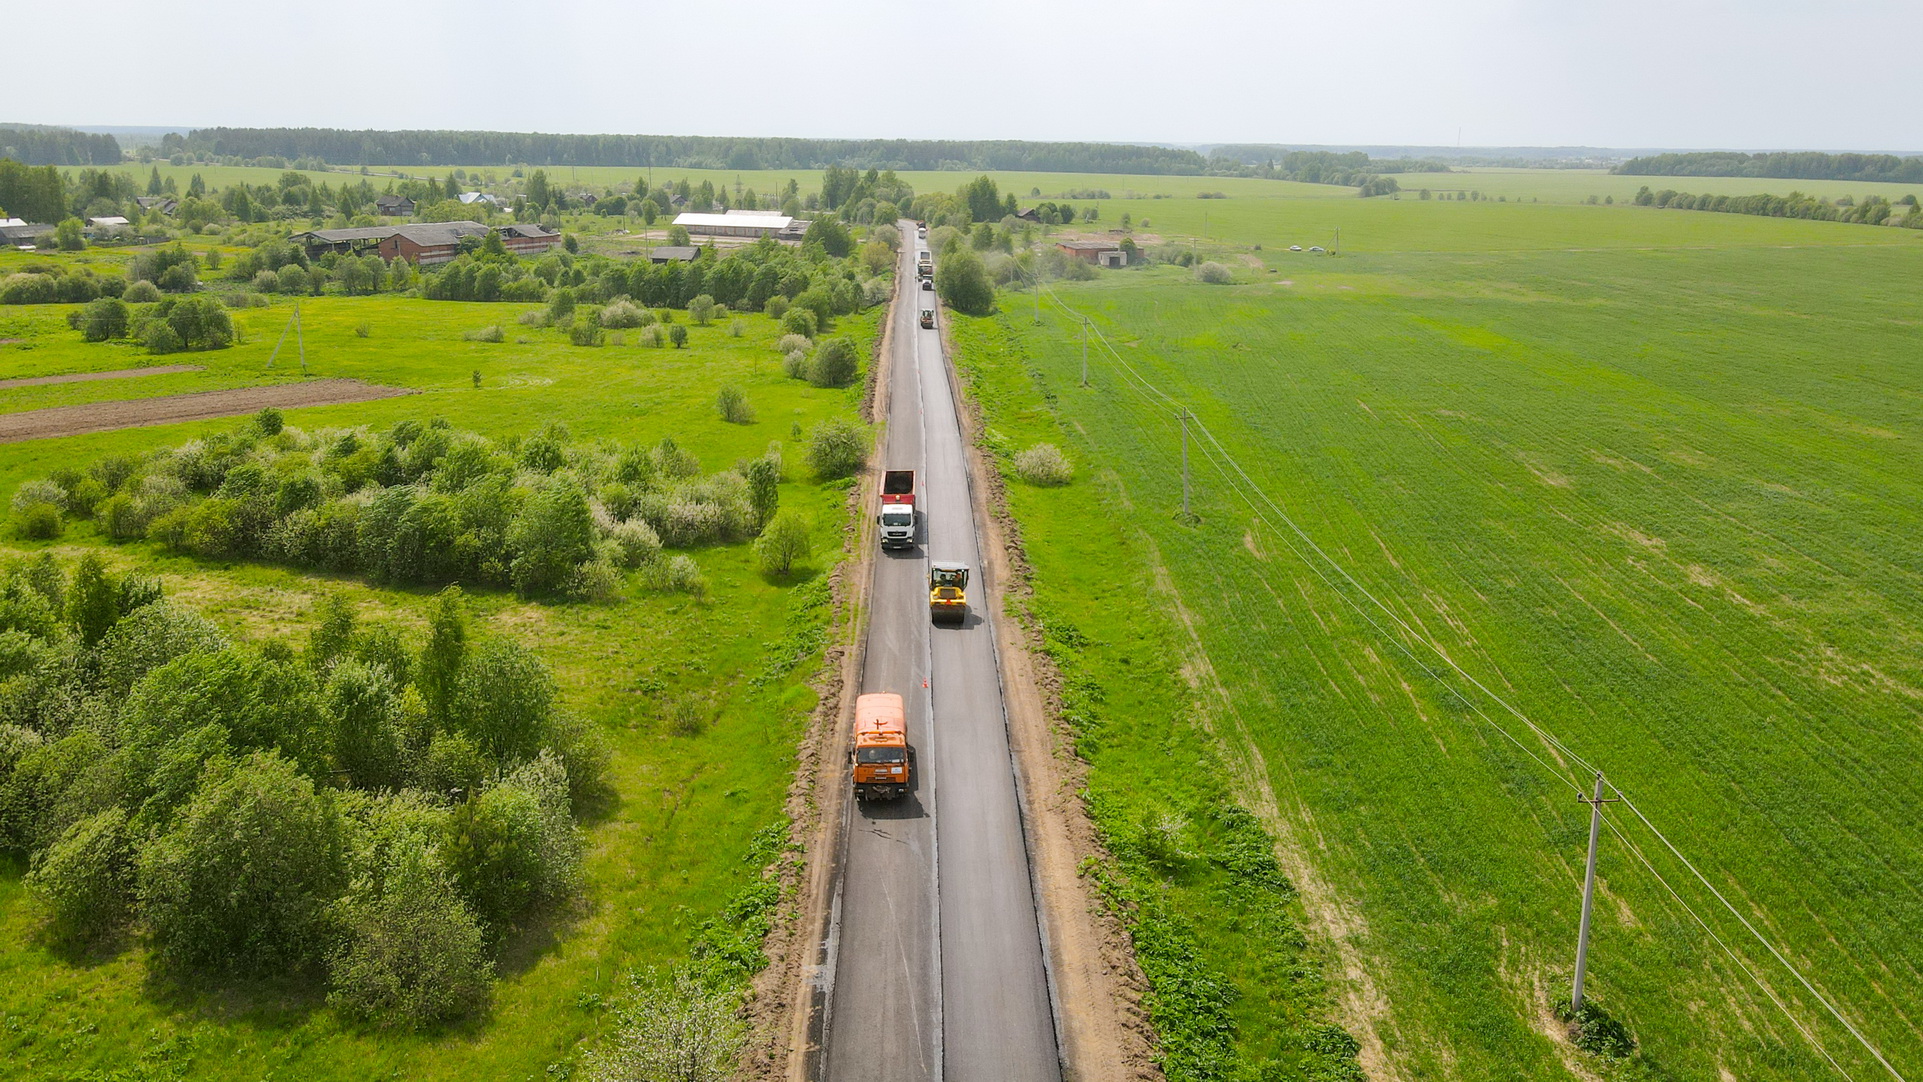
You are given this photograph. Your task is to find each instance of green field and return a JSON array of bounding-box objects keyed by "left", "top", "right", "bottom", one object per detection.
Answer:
[
  {"left": 0, "top": 291, "right": 875, "bottom": 1079},
  {"left": 952, "top": 199, "right": 1923, "bottom": 1080}
]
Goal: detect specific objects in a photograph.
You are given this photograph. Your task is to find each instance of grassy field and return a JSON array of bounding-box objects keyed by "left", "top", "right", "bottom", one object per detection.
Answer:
[
  {"left": 950, "top": 199, "right": 1923, "bottom": 1081},
  {"left": 0, "top": 290, "right": 876, "bottom": 1079}
]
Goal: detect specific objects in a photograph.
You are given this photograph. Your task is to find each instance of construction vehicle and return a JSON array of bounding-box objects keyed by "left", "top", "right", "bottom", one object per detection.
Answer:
[
  {"left": 929, "top": 562, "right": 969, "bottom": 625},
  {"left": 852, "top": 692, "right": 910, "bottom": 800},
  {"left": 878, "top": 469, "right": 916, "bottom": 549},
  {"left": 917, "top": 253, "right": 933, "bottom": 278},
  {"left": 919, "top": 308, "right": 934, "bottom": 329}
]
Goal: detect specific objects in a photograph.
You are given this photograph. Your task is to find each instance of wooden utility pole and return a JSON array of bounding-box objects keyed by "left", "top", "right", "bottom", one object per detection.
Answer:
[
  {"left": 1179, "top": 410, "right": 1192, "bottom": 519},
  {"left": 1080, "top": 317, "right": 1089, "bottom": 387},
  {"left": 1571, "top": 772, "right": 1618, "bottom": 1013}
]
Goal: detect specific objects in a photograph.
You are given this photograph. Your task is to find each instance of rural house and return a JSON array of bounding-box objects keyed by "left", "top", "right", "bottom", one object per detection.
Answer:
[
  {"left": 0, "top": 222, "right": 54, "bottom": 248},
  {"left": 135, "top": 196, "right": 178, "bottom": 215},
  {"left": 1056, "top": 239, "right": 1128, "bottom": 267},
  {"left": 290, "top": 221, "right": 562, "bottom": 264},
  {"left": 648, "top": 245, "right": 699, "bottom": 263},
  {"left": 86, "top": 216, "right": 132, "bottom": 236},
  {"left": 374, "top": 194, "right": 416, "bottom": 216}
]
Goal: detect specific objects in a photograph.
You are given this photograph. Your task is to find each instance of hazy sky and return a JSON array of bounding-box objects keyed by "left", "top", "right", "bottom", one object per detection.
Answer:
[{"left": 10, "top": 0, "right": 1921, "bottom": 151}]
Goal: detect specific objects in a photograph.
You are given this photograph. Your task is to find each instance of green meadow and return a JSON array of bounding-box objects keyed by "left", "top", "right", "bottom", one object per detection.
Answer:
[
  {"left": 952, "top": 198, "right": 1923, "bottom": 1080},
  {"left": 0, "top": 291, "right": 875, "bottom": 1079}
]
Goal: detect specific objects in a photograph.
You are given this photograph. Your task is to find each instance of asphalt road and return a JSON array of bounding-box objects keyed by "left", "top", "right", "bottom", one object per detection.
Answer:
[{"left": 820, "top": 228, "right": 1061, "bottom": 1082}]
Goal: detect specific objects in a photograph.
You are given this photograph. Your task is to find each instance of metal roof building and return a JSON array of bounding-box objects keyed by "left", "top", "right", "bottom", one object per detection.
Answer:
[{"left": 673, "top": 211, "right": 793, "bottom": 238}]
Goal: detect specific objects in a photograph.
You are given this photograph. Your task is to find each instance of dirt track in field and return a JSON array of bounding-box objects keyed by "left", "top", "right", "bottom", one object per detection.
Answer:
[
  {"left": 0, "top": 380, "right": 417, "bottom": 443},
  {"left": 0, "top": 364, "right": 204, "bottom": 390}
]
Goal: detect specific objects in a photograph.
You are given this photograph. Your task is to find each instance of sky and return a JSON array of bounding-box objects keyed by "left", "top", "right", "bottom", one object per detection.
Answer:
[{"left": 8, "top": 0, "right": 1922, "bottom": 152}]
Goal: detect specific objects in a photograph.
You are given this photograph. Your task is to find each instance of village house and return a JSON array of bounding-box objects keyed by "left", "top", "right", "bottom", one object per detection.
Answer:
[
  {"left": 374, "top": 194, "right": 416, "bottom": 216},
  {"left": 648, "top": 245, "right": 699, "bottom": 263},
  {"left": 289, "top": 221, "right": 562, "bottom": 264}
]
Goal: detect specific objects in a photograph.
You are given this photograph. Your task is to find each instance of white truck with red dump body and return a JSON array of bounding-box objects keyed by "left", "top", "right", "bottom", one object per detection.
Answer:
[{"left": 878, "top": 469, "right": 916, "bottom": 549}]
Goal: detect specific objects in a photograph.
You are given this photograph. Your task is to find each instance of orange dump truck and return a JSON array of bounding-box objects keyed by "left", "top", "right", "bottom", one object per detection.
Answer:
[{"left": 852, "top": 692, "right": 910, "bottom": 800}]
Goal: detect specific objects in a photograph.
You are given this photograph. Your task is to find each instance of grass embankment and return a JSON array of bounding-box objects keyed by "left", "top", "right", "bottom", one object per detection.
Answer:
[
  {"left": 0, "top": 300, "right": 877, "bottom": 1080},
  {"left": 950, "top": 213, "right": 1923, "bottom": 1082}
]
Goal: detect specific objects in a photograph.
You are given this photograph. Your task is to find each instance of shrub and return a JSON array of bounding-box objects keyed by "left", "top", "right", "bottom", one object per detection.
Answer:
[
  {"left": 755, "top": 509, "right": 811, "bottom": 577},
  {"left": 13, "top": 501, "right": 63, "bottom": 540},
  {"left": 354, "top": 322, "right": 371, "bottom": 337},
  {"left": 782, "top": 350, "right": 809, "bottom": 379},
  {"left": 728, "top": 318, "right": 745, "bottom": 337},
  {"left": 253, "top": 269, "right": 280, "bottom": 293},
  {"left": 668, "top": 324, "right": 688, "bottom": 348},
  {"left": 449, "top": 639, "right": 556, "bottom": 765},
  {"left": 688, "top": 293, "right": 716, "bottom": 325},
  {"left": 640, "top": 324, "right": 665, "bottom": 347},
  {"left": 589, "top": 970, "right": 744, "bottom": 1082},
  {"left": 507, "top": 480, "right": 594, "bottom": 597},
  {"left": 640, "top": 554, "right": 705, "bottom": 595},
  {"left": 463, "top": 325, "right": 505, "bottom": 343},
  {"left": 565, "top": 557, "right": 623, "bottom": 603},
  {"left": 806, "top": 419, "right": 868, "bottom": 480},
  {"left": 775, "top": 332, "right": 813, "bottom": 356},
  {"left": 1193, "top": 261, "right": 1234, "bottom": 284},
  {"left": 569, "top": 322, "right": 605, "bottom": 347},
  {"left": 442, "top": 752, "right": 579, "bottom": 934},
  {"left": 1014, "top": 443, "right": 1074, "bottom": 486},
  {"left": 809, "top": 337, "right": 860, "bottom": 388},
  {"left": 716, "top": 385, "right": 755, "bottom": 425},
  {"left": 765, "top": 295, "right": 790, "bottom": 321},
  {"left": 27, "top": 806, "right": 136, "bottom": 945},
  {"left": 599, "top": 299, "right": 646, "bottom": 328},
  {"left": 325, "top": 661, "right": 405, "bottom": 790},
  {"left": 600, "top": 516, "right": 662, "bottom": 568},
  {"left": 122, "top": 279, "right": 160, "bottom": 303},
  {"left": 328, "top": 841, "right": 493, "bottom": 1027},
  {"left": 137, "top": 751, "right": 346, "bottom": 978},
  {"left": 781, "top": 307, "right": 817, "bottom": 339}
]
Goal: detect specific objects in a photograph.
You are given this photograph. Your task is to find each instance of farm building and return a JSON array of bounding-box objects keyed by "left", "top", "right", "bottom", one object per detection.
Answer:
[
  {"left": 648, "top": 245, "right": 699, "bottom": 263},
  {"left": 673, "top": 211, "right": 793, "bottom": 239},
  {"left": 86, "top": 216, "right": 131, "bottom": 235},
  {"left": 290, "top": 221, "right": 561, "bottom": 265},
  {"left": 374, "top": 194, "right": 416, "bottom": 216},
  {"left": 1056, "top": 239, "right": 1128, "bottom": 267}
]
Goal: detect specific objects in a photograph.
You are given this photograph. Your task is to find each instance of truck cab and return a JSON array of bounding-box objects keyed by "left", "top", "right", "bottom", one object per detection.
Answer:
[
  {"left": 852, "top": 692, "right": 910, "bottom": 800},
  {"left": 929, "top": 562, "right": 969, "bottom": 625},
  {"left": 919, "top": 309, "right": 935, "bottom": 328}
]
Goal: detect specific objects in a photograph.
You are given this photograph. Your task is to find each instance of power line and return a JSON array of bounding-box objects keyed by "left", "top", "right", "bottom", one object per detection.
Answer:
[{"left": 1027, "top": 279, "right": 1907, "bottom": 1081}]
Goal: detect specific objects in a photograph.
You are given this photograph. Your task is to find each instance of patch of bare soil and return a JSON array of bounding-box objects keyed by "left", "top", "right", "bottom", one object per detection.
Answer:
[
  {"left": 941, "top": 321, "right": 1162, "bottom": 1082},
  {"left": 741, "top": 299, "right": 892, "bottom": 1081},
  {"left": 0, "top": 364, "right": 203, "bottom": 390},
  {"left": 0, "top": 379, "right": 416, "bottom": 443}
]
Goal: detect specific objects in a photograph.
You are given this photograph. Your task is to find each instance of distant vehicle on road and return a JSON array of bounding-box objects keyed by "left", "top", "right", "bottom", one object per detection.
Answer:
[
  {"left": 851, "top": 692, "right": 910, "bottom": 800},
  {"left": 919, "top": 309, "right": 934, "bottom": 328},
  {"left": 929, "top": 562, "right": 969, "bottom": 625},
  {"left": 1309, "top": 246, "right": 1325, "bottom": 252},
  {"left": 917, "top": 253, "right": 933, "bottom": 278},
  {"left": 879, "top": 469, "right": 916, "bottom": 549},
  {"left": 1289, "top": 245, "right": 1303, "bottom": 251},
  {"left": 920, "top": 278, "right": 933, "bottom": 291}
]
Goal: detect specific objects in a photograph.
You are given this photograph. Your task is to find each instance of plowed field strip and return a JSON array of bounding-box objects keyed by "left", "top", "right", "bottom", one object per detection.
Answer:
[
  {"left": 0, "top": 379, "right": 417, "bottom": 443},
  {"left": 0, "top": 365, "right": 205, "bottom": 389}
]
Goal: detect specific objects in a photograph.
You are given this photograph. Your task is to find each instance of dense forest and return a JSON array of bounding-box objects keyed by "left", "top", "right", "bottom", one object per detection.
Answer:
[
  {"left": 0, "top": 125, "right": 122, "bottom": 167},
  {"left": 160, "top": 129, "right": 1212, "bottom": 175},
  {"left": 1207, "top": 146, "right": 1450, "bottom": 176},
  {"left": 1616, "top": 151, "right": 1923, "bottom": 184}
]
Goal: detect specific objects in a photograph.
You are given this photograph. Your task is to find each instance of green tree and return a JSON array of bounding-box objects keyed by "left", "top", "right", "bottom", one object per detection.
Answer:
[
  {"left": 805, "top": 419, "right": 868, "bottom": 480},
  {"left": 935, "top": 243, "right": 995, "bottom": 315},
  {"left": 66, "top": 552, "right": 120, "bottom": 647},
  {"left": 418, "top": 587, "right": 467, "bottom": 722},
  {"left": 441, "top": 753, "right": 579, "bottom": 933},
  {"left": 668, "top": 323, "right": 688, "bottom": 349},
  {"left": 744, "top": 455, "right": 780, "bottom": 527},
  {"left": 450, "top": 639, "right": 556, "bottom": 765},
  {"left": 27, "top": 806, "right": 136, "bottom": 945},
  {"left": 327, "top": 839, "right": 493, "bottom": 1027},
  {"left": 809, "top": 336, "right": 859, "bottom": 388},
  {"left": 54, "top": 218, "right": 86, "bottom": 251},
  {"left": 507, "top": 480, "right": 594, "bottom": 596},
  {"left": 755, "top": 510, "right": 811, "bottom": 577},
  {"left": 804, "top": 214, "right": 853, "bottom": 257},
  {"left": 308, "top": 594, "right": 357, "bottom": 672},
  {"left": 137, "top": 752, "right": 346, "bottom": 978},
  {"left": 326, "top": 661, "right": 404, "bottom": 791}
]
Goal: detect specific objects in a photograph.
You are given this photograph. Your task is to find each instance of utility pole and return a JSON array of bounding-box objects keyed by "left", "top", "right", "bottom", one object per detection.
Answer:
[
  {"left": 1179, "top": 410, "right": 1192, "bottom": 519},
  {"left": 1571, "top": 772, "right": 1618, "bottom": 1013},
  {"left": 1334, "top": 227, "right": 1340, "bottom": 256},
  {"left": 1080, "top": 317, "right": 1089, "bottom": 387}
]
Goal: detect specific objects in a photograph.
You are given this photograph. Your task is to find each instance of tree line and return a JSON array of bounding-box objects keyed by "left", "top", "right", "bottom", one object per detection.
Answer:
[
  {"left": 0, "top": 125, "right": 122, "bottom": 166},
  {"left": 1632, "top": 185, "right": 1922, "bottom": 228},
  {"left": 159, "top": 128, "right": 1215, "bottom": 175},
  {"left": 0, "top": 551, "right": 599, "bottom": 1026},
  {"left": 1616, "top": 151, "right": 1923, "bottom": 185}
]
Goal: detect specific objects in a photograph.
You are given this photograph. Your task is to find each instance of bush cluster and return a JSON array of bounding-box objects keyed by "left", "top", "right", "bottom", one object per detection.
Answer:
[
  {"left": 0, "top": 264, "right": 127, "bottom": 305},
  {"left": 1014, "top": 443, "right": 1074, "bottom": 487},
  {"left": 13, "top": 412, "right": 787, "bottom": 601},
  {"left": 0, "top": 560, "right": 600, "bottom": 1026}
]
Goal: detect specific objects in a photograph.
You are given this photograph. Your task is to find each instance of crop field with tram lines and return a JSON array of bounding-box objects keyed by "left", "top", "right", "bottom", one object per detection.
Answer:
[{"left": 950, "top": 201, "right": 1923, "bottom": 1081}]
